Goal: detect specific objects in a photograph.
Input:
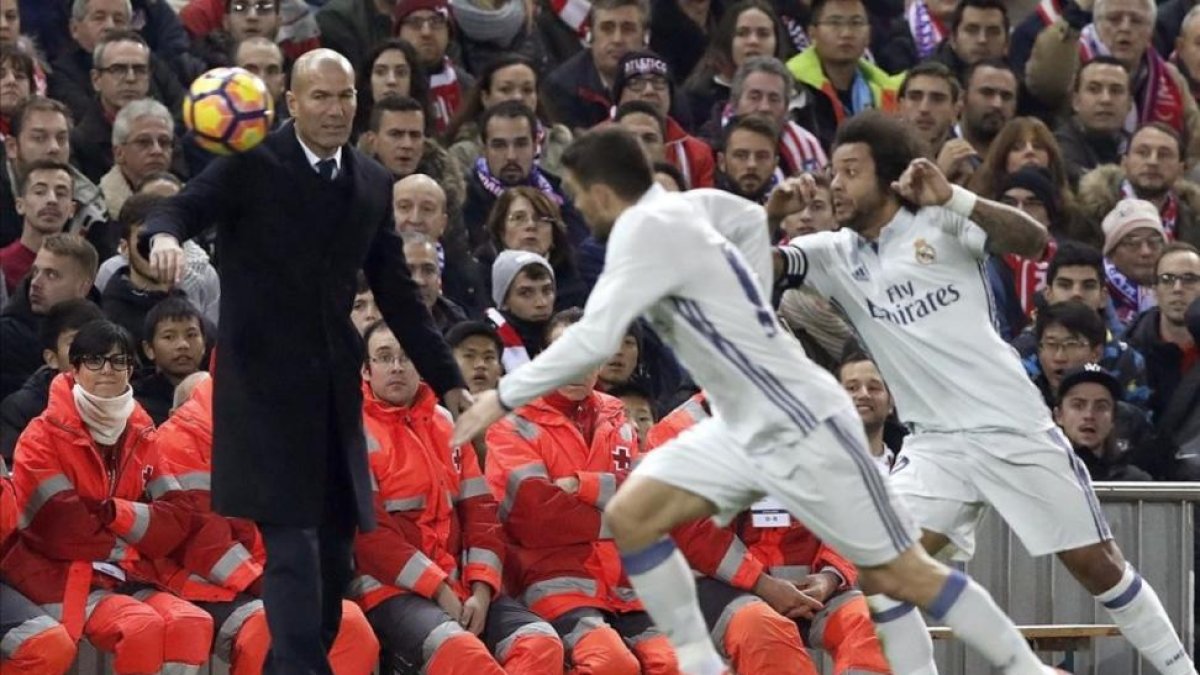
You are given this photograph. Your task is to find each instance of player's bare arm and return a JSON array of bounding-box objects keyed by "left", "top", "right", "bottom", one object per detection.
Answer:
[{"left": 891, "top": 158, "right": 1049, "bottom": 259}]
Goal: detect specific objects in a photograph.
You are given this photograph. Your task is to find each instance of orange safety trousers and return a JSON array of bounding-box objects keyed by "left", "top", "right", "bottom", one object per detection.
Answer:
[
  {"left": 0, "top": 619, "right": 76, "bottom": 675},
  {"left": 213, "top": 599, "right": 379, "bottom": 675},
  {"left": 84, "top": 590, "right": 213, "bottom": 674},
  {"left": 721, "top": 600, "right": 815, "bottom": 675},
  {"left": 424, "top": 629, "right": 565, "bottom": 675},
  {"left": 808, "top": 594, "right": 889, "bottom": 675},
  {"left": 570, "top": 627, "right": 678, "bottom": 675}
]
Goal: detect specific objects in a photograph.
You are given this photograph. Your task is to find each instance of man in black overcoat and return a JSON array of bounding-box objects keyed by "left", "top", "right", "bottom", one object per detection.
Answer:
[{"left": 140, "top": 49, "right": 469, "bottom": 675}]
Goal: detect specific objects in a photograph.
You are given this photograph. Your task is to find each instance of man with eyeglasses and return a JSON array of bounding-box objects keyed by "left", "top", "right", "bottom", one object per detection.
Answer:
[
  {"left": 1102, "top": 198, "right": 1168, "bottom": 330},
  {"left": 99, "top": 99, "right": 177, "bottom": 219},
  {"left": 189, "top": 0, "right": 283, "bottom": 71},
  {"left": 785, "top": 0, "right": 903, "bottom": 153},
  {"left": 392, "top": 0, "right": 473, "bottom": 133},
  {"left": 1026, "top": 0, "right": 1199, "bottom": 149},
  {"left": 1128, "top": 242, "right": 1200, "bottom": 417},
  {"left": 48, "top": 5, "right": 184, "bottom": 137},
  {"left": 1078, "top": 123, "right": 1200, "bottom": 250}
]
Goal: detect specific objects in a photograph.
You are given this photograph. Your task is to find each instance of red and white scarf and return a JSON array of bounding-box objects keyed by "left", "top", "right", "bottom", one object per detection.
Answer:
[
  {"left": 1035, "top": 0, "right": 1064, "bottom": 26},
  {"left": 430, "top": 58, "right": 465, "bottom": 134},
  {"left": 1003, "top": 238, "right": 1058, "bottom": 319},
  {"left": 1120, "top": 179, "right": 1179, "bottom": 240},
  {"left": 1080, "top": 26, "right": 1187, "bottom": 134},
  {"left": 486, "top": 308, "right": 531, "bottom": 372},
  {"left": 719, "top": 105, "right": 828, "bottom": 176},
  {"left": 549, "top": 0, "right": 591, "bottom": 42},
  {"left": 906, "top": 0, "right": 947, "bottom": 60}
]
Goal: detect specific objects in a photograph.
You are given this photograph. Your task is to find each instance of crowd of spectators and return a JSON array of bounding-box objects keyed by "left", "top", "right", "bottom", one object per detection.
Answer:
[{"left": 0, "top": 0, "right": 1198, "bottom": 669}]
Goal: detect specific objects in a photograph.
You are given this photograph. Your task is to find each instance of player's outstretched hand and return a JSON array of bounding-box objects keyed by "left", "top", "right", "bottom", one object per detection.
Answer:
[
  {"left": 148, "top": 234, "right": 185, "bottom": 286},
  {"left": 451, "top": 389, "right": 506, "bottom": 446},
  {"left": 891, "top": 158, "right": 953, "bottom": 208},
  {"left": 753, "top": 573, "right": 824, "bottom": 620}
]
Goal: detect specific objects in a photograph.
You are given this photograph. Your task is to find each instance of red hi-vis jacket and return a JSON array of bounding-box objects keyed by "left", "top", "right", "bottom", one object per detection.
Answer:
[
  {"left": 150, "top": 377, "right": 265, "bottom": 596},
  {"left": 351, "top": 382, "right": 504, "bottom": 612},
  {"left": 2, "top": 459, "right": 17, "bottom": 550},
  {"left": 2, "top": 374, "right": 222, "bottom": 636},
  {"left": 648, "top": 394, "right": 858, "bottom": 589},
  {"left": 484, "top": 391, "right": 764, "bottom": 620}
]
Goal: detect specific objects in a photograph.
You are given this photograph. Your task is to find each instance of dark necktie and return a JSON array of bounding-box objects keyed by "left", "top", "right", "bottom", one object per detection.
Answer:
[{"left": 316, "top": 158, "right": 336, "bottom": 180}]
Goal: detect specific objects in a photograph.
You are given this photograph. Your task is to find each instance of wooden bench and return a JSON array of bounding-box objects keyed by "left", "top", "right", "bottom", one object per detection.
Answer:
[{"left": 930, "top": 624, "right": 1121, "bottom": 671}]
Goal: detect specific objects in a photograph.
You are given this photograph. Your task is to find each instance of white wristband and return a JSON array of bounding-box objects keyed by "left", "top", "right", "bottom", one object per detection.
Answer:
[{"left": 944, "top": 185, "right": 978, "bottom": 217}]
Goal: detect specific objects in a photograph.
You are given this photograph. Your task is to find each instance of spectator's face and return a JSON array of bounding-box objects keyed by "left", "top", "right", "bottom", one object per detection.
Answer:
[
  {"left": 91, "top": 40, "right": 151, "bottom": 114},
  {"left": 29, "top": 250, "right": 92, "bottom": 315},
  {"left": 351, "top": 289, "right": 381, "bottom": 334},
  {"left": 780, "top": 185, "right": 835, "bottom": 239},
  {"left": 720, "top": 128, "right": 776, "bottom": 197},
  {"left": 1122, "top": 127, "right": 1183, "bottom": 198},
  {"left": 403, "top": 241, "right": 441, "bottom": 309},
  {"left": 1004, "top": 136, "right": 1049, "bottom": 174},
  {"left": 483, "top": 115, "right": 535, "bottom": 185},
  {"left": 962, "top": 66, "right": 1017, "bottom": 142},
  {"left": 15, "top": 168, "right": 73, "bottom": 235},
  {"left": 225, "top": 0, "right": 280, "bottom": 42},
  {"left": 839, "top": 359, "right": 892, "bottom": 430},
  {"left": 1046, "top": 265, "right": 1107, "bottom": 310},
  {"left": 72, "top": 347, "right": 134, "bottom": 398},
  {"left": 600, "top": 333, "right": 639, "bottom": 386},
  {"left": 811, "top": 0, "right": 869, "bottom": 65},
  {"left": 375, "top": 110, "right": 425, "bottom": 177},
  {"left": 899, "top": 74, "right": 959, "bottom": 148},
  {"left": 830, "top": 142, "right": 886, "bottom": 233},
  {"left": 287, "top": 58, "right": 356, "bottom": 157},
  {"left": 503, "top": 195, "right": 555, "bottom": 257},
  {"left": 619, "top": 393, "right": 654, "bottom": 446},
  {"left": 502, "top": 268, "right": 554, "bottom": 322},
  {"left": 0, "top": 57, "right": 31, "bottom": 118},
  {"left": 733, "top": 71, "right": 787, "bottom": 125},
  {"left": 1179, "top": 19, "right": 1200, "bottom": 83},
  {"left": 482, "top": 63, "right": 537, "bottom": 112},
  {"left": 617, "top": 112, "right": 665, "bottom": 162},
  {"left": 71, "top": 0, "right": 131, "bottom": 52},
  {"left": 114, "top": 114, "right": 173, "bottom": 186},
  {"left": 396, "top": 10, "right": 450, "bottom": 68},
  {"left": 1094, "top": 0, "right": 1153, "bottom": 67},
  {"left": 1037, "top": 324, "right": 1102, "bottom": 390},
  {"left": 392, "top": 179, "right": 447, "bottom": 239},
  {"left": 370, "top": 48, "right": 413, "bottom": 102},
  {"left": 1072, "top": 62, "right": 1131, "bottom": 134},
  {"left": 1155, "top": 250, "right": 1200, "bottom": 325},
  {"left": 453, "top": 335, "right": 501, "bottom": 394},
  {"left": 950, "top": 7, "right": 1007, "bottom": 64},
  {"left": 236, "top": 40, "right": 286, "bottom": 100},
  {"left": 731, "top": 8, "right": 776, "bottom": 68},
  {"left": 45, "top": 328, "right": 79, "bottom": 370},
  {"left": 591, "top": 5, "right": 647, "bottom": 78},
  {"left": 547, "top": 321, "right": 600, "bottom": 400},
  {"left": 999, "top": 187, "right": 1050, "bottom": 227},
  {"left": 620, "top": 74, "right": 671, "bottom": 118},
  {"left": 7, "top": 110, "right": 70, "bottom": 168},
  {"left": 1055, "top": 382, "right": 1114, "bottom": 450},
  {"left": 362, "top": 327, "right": 420, "bottom": 407},
  {"left": 1109, "top": 226, "right": 1164, "bottom": 285},
  {"left": 144, "top": 317, "right": 204, "bottom": 380},
  {"left": 0, "top": 0, "right": 19, "bottom": 46}
]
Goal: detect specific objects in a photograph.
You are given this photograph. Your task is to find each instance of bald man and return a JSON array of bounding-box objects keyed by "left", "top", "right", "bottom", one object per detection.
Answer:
[
  {"left": 393, "top": 174, "right": 448, "bottom": 240},
  {"left": 142, "top": 49, "right": 469, "bottom": 675}
]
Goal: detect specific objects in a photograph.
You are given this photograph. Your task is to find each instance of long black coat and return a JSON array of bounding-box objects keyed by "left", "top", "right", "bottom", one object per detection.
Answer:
[{"left": 141, "top": 124, "right": 464, "bottom": 529}]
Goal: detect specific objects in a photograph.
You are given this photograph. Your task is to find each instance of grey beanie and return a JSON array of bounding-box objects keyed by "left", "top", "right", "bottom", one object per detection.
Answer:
[
  {"left": 492, "top": 249, "right": 555, "bottom": 307},
  {"left": 450, "top": 0, "right": 526, "bottom": 47}
]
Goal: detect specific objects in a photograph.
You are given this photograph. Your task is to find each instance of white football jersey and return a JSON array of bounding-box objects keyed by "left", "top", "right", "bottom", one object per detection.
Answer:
[
  {"left": 783, "top": 206, "right": 1053, "bottom": 433},
  {"left": 499, "top": 185, "right": 849, "bottom": 445}
]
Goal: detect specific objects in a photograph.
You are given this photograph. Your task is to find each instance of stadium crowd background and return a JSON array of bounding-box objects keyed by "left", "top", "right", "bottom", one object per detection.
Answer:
[{"left": 0, "top": 0, "right": 1198, "bottom": 670}]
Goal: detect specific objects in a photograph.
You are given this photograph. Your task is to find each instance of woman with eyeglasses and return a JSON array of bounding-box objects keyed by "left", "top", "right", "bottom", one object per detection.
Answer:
[
  {"left": 483, "top": 185, "right": 587, "bottom": 309},
  {"left": 3, "top": 319, "right": 219, "bottom": 674}
]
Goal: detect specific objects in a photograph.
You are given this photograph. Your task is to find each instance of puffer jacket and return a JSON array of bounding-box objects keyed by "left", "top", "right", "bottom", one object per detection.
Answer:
[{"left": 1076, "top": 164, "right": 1200, "bottom": 249}]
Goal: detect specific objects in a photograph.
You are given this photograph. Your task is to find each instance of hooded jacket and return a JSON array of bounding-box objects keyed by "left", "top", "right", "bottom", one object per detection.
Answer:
[{"left": 1076, "top": 165, "right": 1200, "bottom": 249}]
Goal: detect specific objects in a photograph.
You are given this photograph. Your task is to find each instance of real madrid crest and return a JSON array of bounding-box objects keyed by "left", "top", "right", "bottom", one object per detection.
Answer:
[{"left": 914, "top": 238, "right": 936, "bottom": 265}]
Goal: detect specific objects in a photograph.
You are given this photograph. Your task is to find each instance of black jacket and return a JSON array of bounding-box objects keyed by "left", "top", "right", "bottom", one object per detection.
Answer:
[
  {"left": 132, "top": 368, "right": 175, "bottom": 427},
  {"left": 543, "top": 50, "right": 612, "bottom": 132},
  {"left": 102, "top": 267, "right": 172, "bottom": 346},
  {"left": 1054, "top": 118, "right": 1125, "bottom": 188},
  {"left": 1126, "top": 307, "right": 1187, "bottom": 419},
  {"left": 48, "top": 44, "right": 184, "bottom": 137},
  {"left": 0, "top": 278, "right": 44, "bottom": 402},
  {"left": 140, "top": 122, "right": 465, "bottom": 528},
  {"left": 70, "top": 104, "right": 116, "bottom": 186},
  {"left": 0, "top": 366, "right": 54, "bottom": 463}
]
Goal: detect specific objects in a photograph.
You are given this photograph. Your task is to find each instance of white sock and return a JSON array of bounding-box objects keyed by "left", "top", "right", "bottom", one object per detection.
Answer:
[
  {"left": 622, "top": 538, "right": 724, "bottom": 675},
  {"left": 1096, "top": 563, "right": 1195, "bottom": 675},
  {"left": 927, "top": 570, "right": 1045, "bottom": 674},
  {"left": 867, "top": 594, "right": 939, "bottom": 675}
]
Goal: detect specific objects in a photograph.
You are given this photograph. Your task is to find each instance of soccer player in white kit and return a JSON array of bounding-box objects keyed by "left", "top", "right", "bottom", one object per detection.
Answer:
[
  {"left": 453, "top": 127, "right": 1062, "bottom": 675},
  {"left": 771, "top": 111, "right": 1194, "bottom": 675}
]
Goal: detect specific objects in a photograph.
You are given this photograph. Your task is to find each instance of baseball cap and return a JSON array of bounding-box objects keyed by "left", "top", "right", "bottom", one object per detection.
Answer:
[
  {"left": 1057, "top": 363, "right": 1121, "bottom": 403},
  {"left": 445, "top": 320, "right": 503, "bottom": 354},
  {"left": 491, "top": 249, "right": 555, "bottom": 308},
  {"left": 1101, "top": 199, "right": 1164, "bottom": 256}
]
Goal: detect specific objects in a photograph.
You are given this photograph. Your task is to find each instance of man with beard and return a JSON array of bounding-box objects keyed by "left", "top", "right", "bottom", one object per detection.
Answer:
[
  {"left": 133, "top": 294, "right": 207, "bottom": 424},
  {"left": 100, "top": 98, "right": 175, "bottom": 219},
  {"left": 1078, "top": 123, "right": 1200, "bottom": 247},
  {"left": 1055, "top": 57, "right": 1133, "bottom": 184},
  {"left": 716, "top": 115, "right": 779, "bottom": 204},
  {"left": 0, "top": 161, "right": 73, "bottom": 296},
  {"left": 937, "top": 59, "right": 1017, "bottom": 186},
  {"left": 461, "top": 101, "right": 588, "bottom": 250},
  {"left": 897, "top": 61, "right": 961, "bottom": 160}
]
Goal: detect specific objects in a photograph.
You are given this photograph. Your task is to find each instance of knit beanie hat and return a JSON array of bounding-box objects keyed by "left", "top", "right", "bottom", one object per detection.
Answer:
[
  {"left": 1101, "top": 199, "right": 1164, "bottom": 256},
  {"left": 491, "top": 249, "right": 555, "bottom": 307},
  {"left": 450, "top": 0, "right": 525, "bottom": 47},
  {"left": 612, "top": 50, "right": 673, "bottom": 106},
  {"left": 998, "top": 166, "right": 1060, "bottom": 226},
  {"left": 393, "top": 0, "right": 451, "bottom": 29}
]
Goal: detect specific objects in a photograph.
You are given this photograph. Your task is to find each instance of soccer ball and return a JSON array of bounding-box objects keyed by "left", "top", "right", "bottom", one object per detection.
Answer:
[{"left": 183, "top": 67, "right": 275, "bottom": 155}]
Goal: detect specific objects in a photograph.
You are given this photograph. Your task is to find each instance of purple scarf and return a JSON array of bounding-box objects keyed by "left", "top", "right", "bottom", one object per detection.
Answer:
[{"left": 473, "top": 156, "right": 563, "bottom": 205}]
